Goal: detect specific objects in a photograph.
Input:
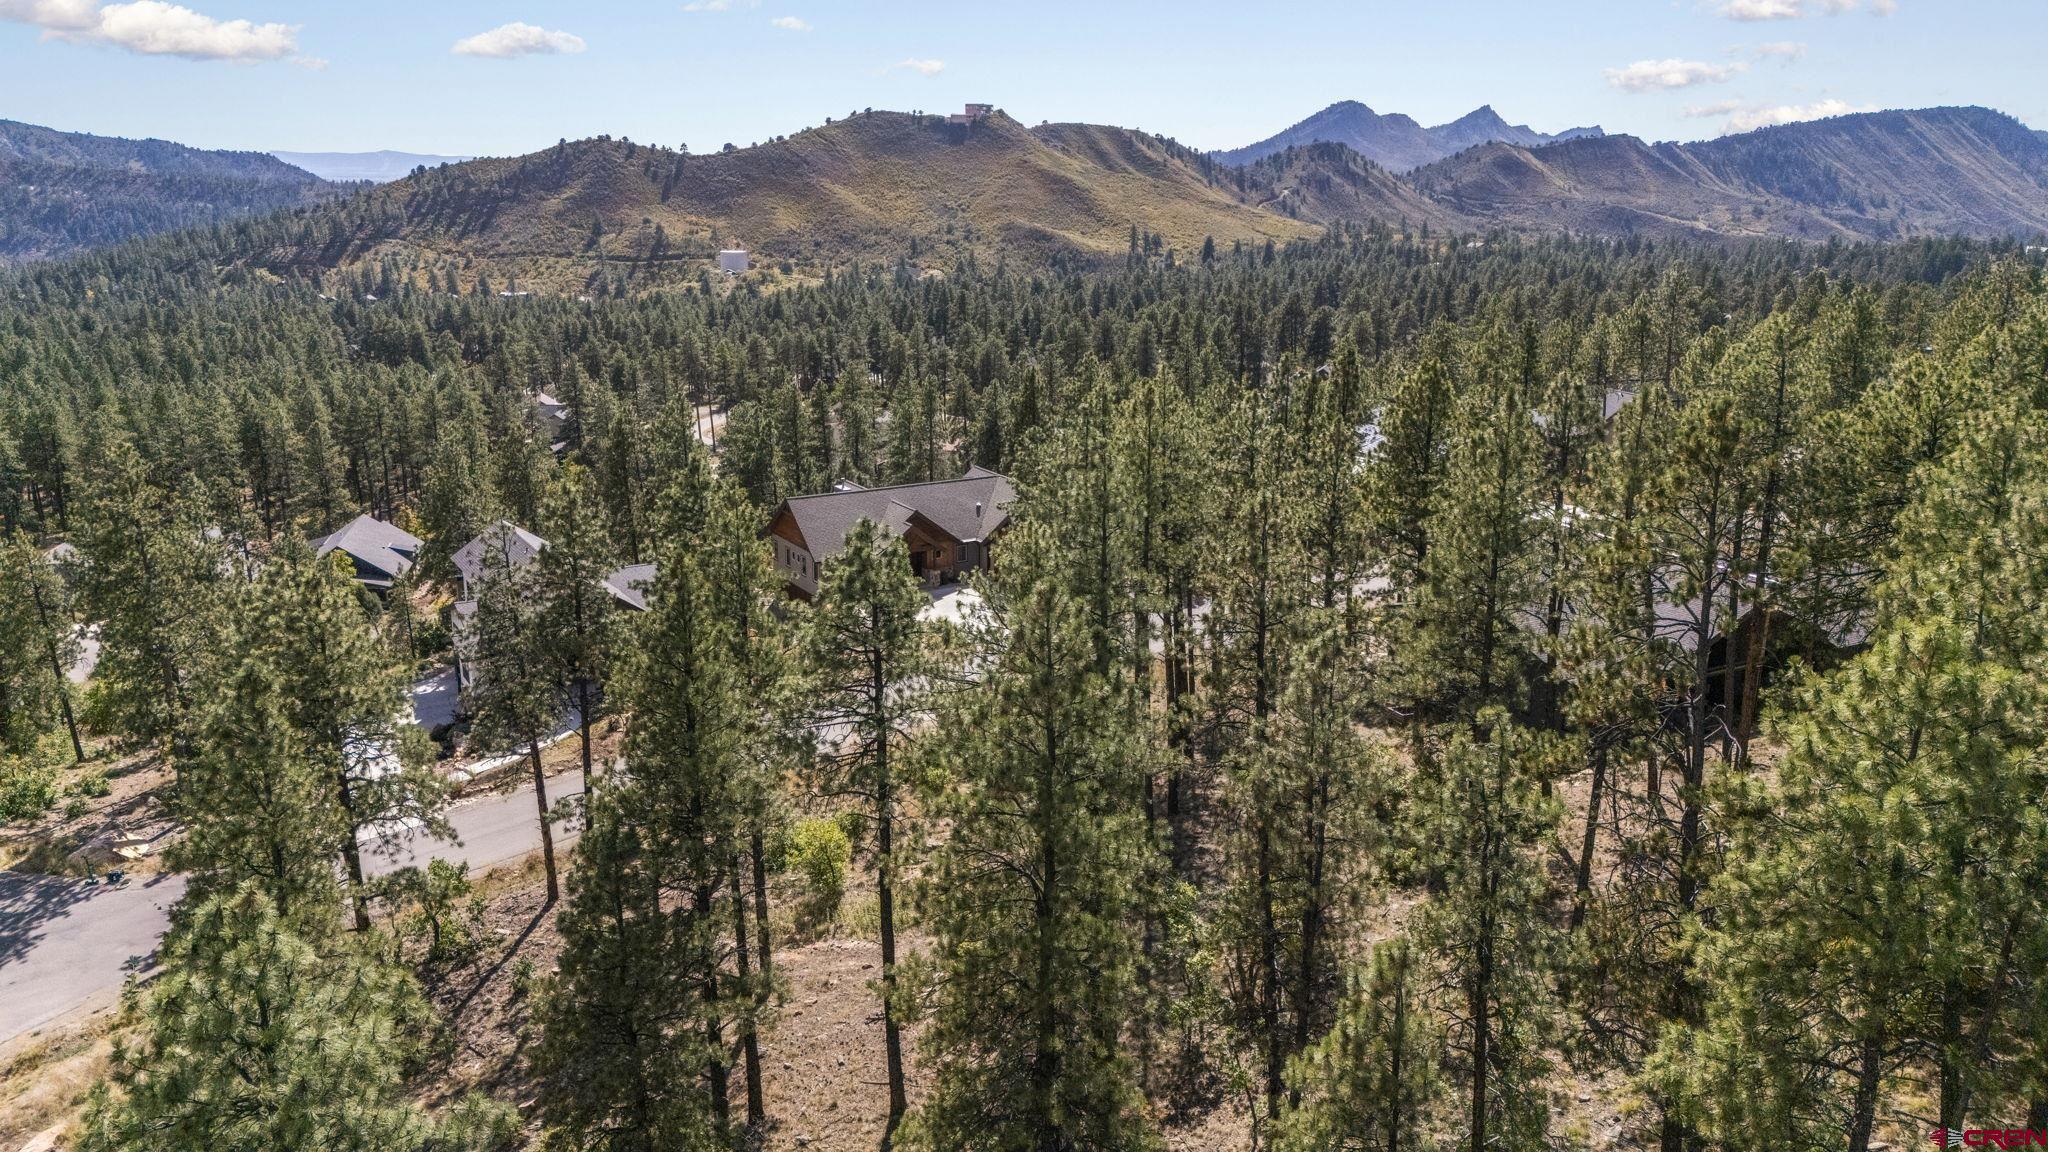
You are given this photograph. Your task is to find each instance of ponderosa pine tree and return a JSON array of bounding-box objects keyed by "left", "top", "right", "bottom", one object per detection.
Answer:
[
  {"left": 1206, "top": 391, "right": 1306, "bottom": 1124},
  {"left": 73, "top": 427, "right": 231, "bottom": 752},
  {"left": 1277, "top": 938, "right": 1442, "bottom": 1152},
  {"left": 170, "top": 650, "right": 350, "bottom": 920},
  {"left": 800, "top": 516, "right": 932, "bottom": 1148},
  {"left": 244, "top": 542, "right": 447, "bottom": 929},
  {"left": 533, "top": 778, "right": 724, "bottom": 1152},
  {"left": 912, "top": 521, "right": 1157, "bottom": 1152},
  {"left": 608, "top": 459, "right": 754, "bottom": 1142},
  {"left": 1414, "top": 716, "right": 1561, "bottom": 1152},
  {"left": 79, "top": 882, "right": 503, "bottom": 1152},
  {"left": 697, "top": 473, "right": 796, "bottom": 1136},
  {"left": 1387, "top": 327, "right": 1544, "bottom": 725},
  {"left": 536, "top": 464, "right": 621, "bottom": 785},
  {"left": 465, "top": 541, "right": 566, "bottom": 904},
  {"left": 0, "top": 530, "right": 79, "bottom": 759},
  {"left": 1664, "top": 406, "right": 2048, "bottom": 1151}
]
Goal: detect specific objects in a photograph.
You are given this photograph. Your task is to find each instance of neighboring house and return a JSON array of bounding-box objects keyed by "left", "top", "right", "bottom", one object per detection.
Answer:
[
  {"left": 532, "top": 392, "right": 571, "bottom": 452},
  {"left": 603, "top": 562, "right": 657, "bottom": 612},
  {"left": 718, "top": 248, "right": 750, "bottom": 274},
  {"left": 452, "top": 520, "right": 549, "bottom": 601},
  {"left": 40, "top": 541, "right": 81, "bottom": 587},
  {"left": 765, "top": 466, "right": 1014, "bottom": 599},
  {"left": 312, "top": 513, "right": 422, "bottom": 593},
  {"left": 947, "top": 103, "right": 994, "bottom": 125},
  {"left": 450, "top": 520, "right": 654, "bottom": 690}
]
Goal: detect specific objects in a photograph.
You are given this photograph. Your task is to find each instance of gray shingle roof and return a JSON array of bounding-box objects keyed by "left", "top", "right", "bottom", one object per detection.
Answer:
[
  {"left": 605, "top": 563, "right": 656, "bottom": 611},
  {"left": 452, "top": 520, "right": 548, "bottom": 591},
  {"left": 778, "top": 466, "right": 1013, "bottom": 560},
  {"left": 313, "top": 514, "right": 423, "bottom": 582}
]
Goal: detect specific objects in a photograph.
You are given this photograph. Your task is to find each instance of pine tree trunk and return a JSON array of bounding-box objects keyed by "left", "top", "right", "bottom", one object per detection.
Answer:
[
  {"left": 877, "top": 765, "right": 907, "bottom": 1148},
  {"left": 731, "top": 857, "right": 766, "bottom": 1136},
  {"left": 751, "top": 830, "right": 774, "bottom": 982},
  {"left": 1290, "top": 773, "right": 1329, "bottom": 1109},
  {"left": 1736, "top": 353, "right": 1789, "bottom": 766},
  {"left": 1846, "top": 1034, "right": 1884, "bottom": 1152},
  {"left": 1571, "top": 745, "right": 1607, "bottom": 931},
  {"left": 1470, "top": 920, "right": 1492, "bottom": 1152},
  {"left": 334, "top": 764, "right": 373, "bottom": 931},
  {"left": 528, "top": 735, "right": 558, "bottom": 903},
  {"left": 1257, "top": 816, "right": 1285, "bottom": 1123},
  {"left": 1387, "top": 961, "right": 1407, "bottom": 1152},
  {"left": 1032, "top": 712, "right": 1062, "bottom": 1152},
  {"left": 29, "top": 576, "right": 85, "bottom": 763},
  {"left": 577, "top": 677, "right": 596, "bottom": 784}
]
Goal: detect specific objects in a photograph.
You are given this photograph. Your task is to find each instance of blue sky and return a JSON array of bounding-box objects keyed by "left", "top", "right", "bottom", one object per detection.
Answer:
[{"left": 0, "top": 0, "right": 2040, "bottom": 158}]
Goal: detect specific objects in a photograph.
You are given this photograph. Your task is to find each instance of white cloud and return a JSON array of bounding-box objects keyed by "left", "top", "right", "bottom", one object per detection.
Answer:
[
  {"left": 1, "top": 0, "right": 298, "bottom": 60},
  {"left": 452, "top": 21, "right": 584, "bottom": 58},
  {"left": 682, "top": 0, "right": 757, "bottom": 10},
  {"left": 0, "top": 0, "right": 98, "bottom": 32},
  {"left": 1716, "top": 0, "right": 1894, "bottom": 17},
  {"left": 892, "top": 56, "right": 943, "bottom": 76},
  {"left": 1723, "top": 97, "right": 1878, "bottom": 132},
  {"left": 1719, "top": 0, "right": 1801, "bottom": 18},
  {"left": 1752, "top": 39, "right": 1807, "bottom": 60},
  {"left": 769, "top": 14, "right": 809, "bottom": 30},
  {"left": 1682, "top": 99, "right": 1746, "bottom": 118},
  {"left": 1604, "top": 58, "right": 1746, "bottom": 92}
]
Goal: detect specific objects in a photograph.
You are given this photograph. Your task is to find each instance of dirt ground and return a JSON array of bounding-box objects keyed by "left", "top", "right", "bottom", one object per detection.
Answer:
[
  {"left": 412, "top": 843, "right": 1275, "bottom": 1152},
  {"left": 0, "top": 745, "right": 173, "bottom": 878}
]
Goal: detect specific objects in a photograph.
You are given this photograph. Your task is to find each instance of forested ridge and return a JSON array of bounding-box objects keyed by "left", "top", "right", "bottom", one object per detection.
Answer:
[
  {"left": 0, "top": 119, "right": 339, "bottom": 265},
  {"left": 3, "top": 227, "right": 2048, "bottom": 1152}
]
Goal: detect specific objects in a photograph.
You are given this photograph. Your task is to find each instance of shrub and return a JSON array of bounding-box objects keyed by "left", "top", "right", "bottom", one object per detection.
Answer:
[
  {"left": 380, "top": 858, "right": 487, "bottom": 973},
  {"left": 71, "top": 769, "right": 110, "bottom": 798},
  {"left": 509, "top": 956, "right": 537, "bottom": 1000},
  {"left": 0, "top": 758, "right": 58, "bottom": 824},
  {"left": 788, "top": 816, "right": 851, "bottom": 928}
]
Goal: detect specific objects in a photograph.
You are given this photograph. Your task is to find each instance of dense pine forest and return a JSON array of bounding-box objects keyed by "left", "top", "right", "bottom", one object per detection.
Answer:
[{"left": 3, "top": 225, "right": 2048, "bottom": 1152}]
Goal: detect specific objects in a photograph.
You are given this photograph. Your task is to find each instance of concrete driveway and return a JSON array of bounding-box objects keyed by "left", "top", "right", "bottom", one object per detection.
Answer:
[{"left": 411, "top": 665, "right": 461, "bottom": 730}]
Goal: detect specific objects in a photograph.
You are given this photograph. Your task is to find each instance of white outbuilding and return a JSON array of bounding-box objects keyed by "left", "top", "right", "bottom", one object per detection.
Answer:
[{"left": 718, "top": 248, "right": 750, "bottom": 274}]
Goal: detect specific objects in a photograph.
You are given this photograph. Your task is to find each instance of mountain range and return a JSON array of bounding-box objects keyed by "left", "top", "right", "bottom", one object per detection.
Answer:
[
  {"left": 3, "top": 103, "right": 2045, "bottom": 282},
  {"left": 0, "top": 119, "right": 340, "bottom": 264},
  {"left": 1211, "top": 101, "right": 1606, "bottom": 172}
]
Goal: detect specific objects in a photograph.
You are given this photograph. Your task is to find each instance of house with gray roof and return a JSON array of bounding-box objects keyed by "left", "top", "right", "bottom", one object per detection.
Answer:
[
  {"left": 452, "top": 520, "right": 549, "bottom": 600},
  {"left": 313, "top": 514, "right": 422, "bottom": 593},
  {"left": 765, "top": 466, "right": 1014, "bottom": 598},
  {"left": 449, "top": 521, "right": 657, "bottom": 691}
]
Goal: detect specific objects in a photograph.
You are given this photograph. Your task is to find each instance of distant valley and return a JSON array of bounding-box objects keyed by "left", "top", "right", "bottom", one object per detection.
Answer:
[{"left": 272, "top": 150, "right": 476, "bottom": 184}]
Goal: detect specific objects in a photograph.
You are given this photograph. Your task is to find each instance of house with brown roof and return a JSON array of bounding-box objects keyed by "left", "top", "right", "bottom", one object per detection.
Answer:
[{"left": 765, "top": 466, "right": 1014, "bottom": 598}]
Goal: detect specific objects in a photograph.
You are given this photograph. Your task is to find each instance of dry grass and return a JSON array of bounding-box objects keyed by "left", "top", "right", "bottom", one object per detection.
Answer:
[{"left": 0, "top": 1011, "right": 119, "bottom": 1151}]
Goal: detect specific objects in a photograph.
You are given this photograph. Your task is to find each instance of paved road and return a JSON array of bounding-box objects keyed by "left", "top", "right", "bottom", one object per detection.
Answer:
[
  {"left": 365, "top": 768, "right": 585, "bottom": 878},
  {"left": 0, "top": 768, "right": 585, "bottom": 1045},
  {"left": 0, "top": 870, "right": 188, "bottom": 1042}
]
